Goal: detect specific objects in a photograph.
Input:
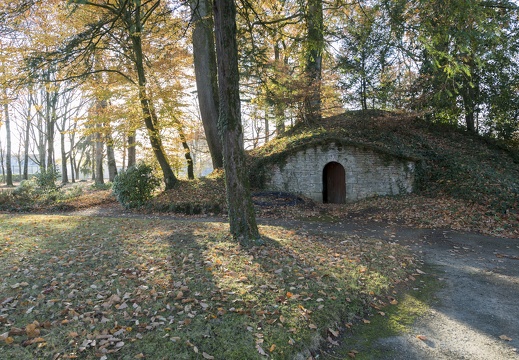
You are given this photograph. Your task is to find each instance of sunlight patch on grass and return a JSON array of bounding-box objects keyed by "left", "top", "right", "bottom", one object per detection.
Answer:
[{"left": 0, "top": 215, "right": 416, "bottom": 359}]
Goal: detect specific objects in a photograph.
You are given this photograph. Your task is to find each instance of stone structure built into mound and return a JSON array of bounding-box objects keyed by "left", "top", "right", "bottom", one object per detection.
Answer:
[{"left": 262, "top": 142, "right": 416, "bottom": 204}]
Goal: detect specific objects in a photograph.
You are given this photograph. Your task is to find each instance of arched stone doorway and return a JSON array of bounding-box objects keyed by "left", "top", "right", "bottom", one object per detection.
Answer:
[{"left": 322, "top": 162, "right": 346, "bottom": 204}]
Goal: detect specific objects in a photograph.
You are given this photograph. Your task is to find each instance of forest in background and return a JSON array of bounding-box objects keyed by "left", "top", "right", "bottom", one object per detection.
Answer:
[
  {"left": 1, "top": 0, "right": 518, "bottom": 184},
  {"left": 0, "top": 0, "right": 518, "bottom": 242}
]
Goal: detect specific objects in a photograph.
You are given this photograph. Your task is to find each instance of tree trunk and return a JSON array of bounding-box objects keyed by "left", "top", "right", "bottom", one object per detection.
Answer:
[
  {"left": 264, "top": 109, "right": 270, "bottom": 143},
  {"left": 105, "top": 124, "right": 118, "bottom": 181},
  {"left": 214, "top": 0, "right": 261, "bottom": 245},
  {"left": 23, "top": 103, "right": 31, "bottom": 180},
  {"left": 3, "top": 98, "right": 13, "bottom": 186},
  {"left": 60, "top": 131, "right": 69, "bottom": 183},
  {"left": 461, "top": 76, "right": 478, "bottom": 133},
  {"left": 303, "top": 0, "right": 324, "bottom": 124},
  {"left": 179, "top": 130, "right": 194, "bottom": 180},
  {"left": 0, "top": 144, "right": 5, "bottom": 183},
  {"left": 127, "top": 133, "right": 136, "bottom": 168},
  {"left": 91, "top": 138, "right": 96, "bottom": 181},
  {"left": 191, "top": 0, "right": 224, "bottom": 169},
  {"left": 69, "top": 120, "right": 77, "bottom": 183},
  {"left": 274, "top": 41, "right": 285, "bottom": 135},
  {"left": 122, "top": 135, "right": 127, "bottom": 172},
  {"left": 35, "top": 105, "right": 46, "bottom": 172},
  {"left": 361, "top": 78, "right": 368, "bottom": 111},
  {"left": 129, "top": 8, "right": 177, "bottom": 190},
  {"left": 95, "top": 122, "right": 104, "bottom": 185},
  {"left": 70, "top": 151, "right": 75, "bottom": 183},
  {"left": 46, "top": 89, "right": 57, "bottom": 173},
  {"left": 106, "top": 140, "right": 117, "bottom": 182},
  {"left": 16, "top": 153, "right": 22, "bottom": 179}
]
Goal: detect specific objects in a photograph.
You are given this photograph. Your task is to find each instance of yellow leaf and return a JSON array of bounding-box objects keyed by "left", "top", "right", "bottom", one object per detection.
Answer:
[
  {"left": 362, "top": 319, "right": 370, "bottom": 324},
  {"left": 26, "top": 323, "right": 40, "bottom": 338},
  {"left": 5, "top": 336, "right": 15, "bottom": 345},
  {"left": 269, "top": 344, "right": 276, "bottom": 352}
]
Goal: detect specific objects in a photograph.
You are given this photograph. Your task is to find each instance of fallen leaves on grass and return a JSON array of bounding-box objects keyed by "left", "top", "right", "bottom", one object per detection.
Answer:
[{"left": 0, "top": 214, "right": 415, "bottom": 359}]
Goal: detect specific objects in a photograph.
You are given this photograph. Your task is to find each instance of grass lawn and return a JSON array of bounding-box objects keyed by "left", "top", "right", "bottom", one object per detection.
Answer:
[{"left": 0, "top": 214, "right": 418, "bottom": 359}]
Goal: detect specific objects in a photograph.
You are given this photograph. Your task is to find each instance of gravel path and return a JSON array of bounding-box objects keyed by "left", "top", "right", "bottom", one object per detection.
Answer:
[
  {"left": 67, "top": 205, "right": 519, "bottom": 359},
  {"left": 272, "top": 219, "right": 519, "bottom": 360},
  {"left": 377, "top": 228, "right": 519, "bottom": 360}
]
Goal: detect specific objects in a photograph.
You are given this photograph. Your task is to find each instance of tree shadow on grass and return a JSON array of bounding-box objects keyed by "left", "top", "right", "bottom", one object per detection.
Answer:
[{"left": 0, "top": 214, "right": 415, "bottom": 360}]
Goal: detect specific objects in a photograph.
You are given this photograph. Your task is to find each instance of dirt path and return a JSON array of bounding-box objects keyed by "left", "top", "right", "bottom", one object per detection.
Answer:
[
  {"left": 376, "top": 229, "right": 519, "bottom": 360},
  {"left": 268, "top": 219, "right": 519, "bottom": 359},
  {"left": 67, "top": 205, "right": 519, "bottom": 359}
]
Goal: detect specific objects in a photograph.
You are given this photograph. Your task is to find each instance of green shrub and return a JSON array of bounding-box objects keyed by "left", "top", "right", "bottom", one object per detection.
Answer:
[
  {"left": 0, "top": 190, "right": 16, "bottom": 210},
  {"left": 13, "top": 179, "right": 38, "bottom": 197},
  {"left": 33, "top": 169, "right": 60, "bottom": 191},
  {"left": 91, "top": 182, "right": 113, "bottom": 191},
  {"left": 112, "top": 163, "right": 161, "bottom": 209},
  {"left": 57, "top": 185, "right": 83, "bottom": 201}
]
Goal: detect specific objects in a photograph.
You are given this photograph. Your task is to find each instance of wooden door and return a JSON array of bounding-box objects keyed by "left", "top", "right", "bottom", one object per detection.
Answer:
[{"left": 323, "top": 162, "right": 346, "bottom": 204}]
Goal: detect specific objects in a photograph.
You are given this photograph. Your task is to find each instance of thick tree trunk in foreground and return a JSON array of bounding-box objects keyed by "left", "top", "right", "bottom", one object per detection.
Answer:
[
  {"left": 191, "top": 0, "right": 224, "bottom": 169},
  {"left": 213, "top": 0, "right": 260, "bottom": 245}
]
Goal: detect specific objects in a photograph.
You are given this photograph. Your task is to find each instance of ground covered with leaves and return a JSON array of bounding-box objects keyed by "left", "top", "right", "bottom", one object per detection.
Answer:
[
  {"left": 0, "top": 215, "right": 418, "bottom": 359},
  {"left": 0, "top": 181, "right": 113, "bottom": 213},
  {"left": 144, "top": 177, "right": 519, "bottom": 239}
]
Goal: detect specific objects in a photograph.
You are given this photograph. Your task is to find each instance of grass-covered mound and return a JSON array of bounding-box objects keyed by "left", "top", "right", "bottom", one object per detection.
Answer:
[{"left": 248, "top": 110, "right": 519, "bottom": 237}]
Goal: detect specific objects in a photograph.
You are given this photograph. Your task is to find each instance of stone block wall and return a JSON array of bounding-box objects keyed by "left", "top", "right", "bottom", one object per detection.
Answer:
[{"left": 264, "top": 143, "right": 415, "bottom": 202}]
